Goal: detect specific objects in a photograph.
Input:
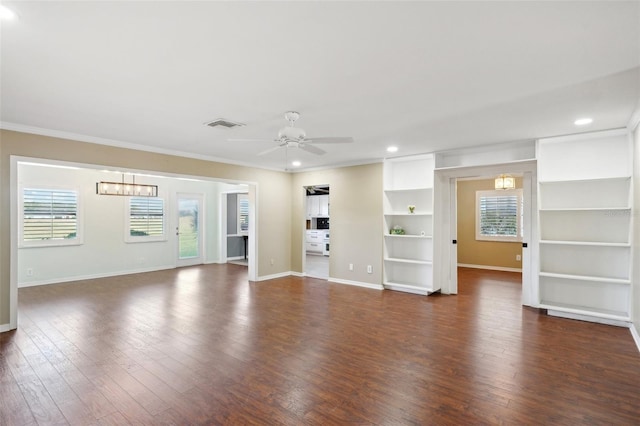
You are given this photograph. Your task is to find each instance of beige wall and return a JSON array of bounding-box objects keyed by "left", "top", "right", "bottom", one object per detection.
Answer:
[
  {"left": 0, "top": 130, "right": 292, "bottom": 325},
  {"left": 291, "top": 163, "right": 383, "bottom": 284},
  {"left": 456, "top": 178, "right": 523, "bottom": 269}
]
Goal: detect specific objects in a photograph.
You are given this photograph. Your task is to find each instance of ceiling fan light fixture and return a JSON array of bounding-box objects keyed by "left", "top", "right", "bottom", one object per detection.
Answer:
[
  {"left": 291, "top": 160, "right": 301, "bottom": 167},
  {"left": 278, "top": 125, "right": 306, "bottom": 141},
  {"left": 387, "top": 146, "right": 398, "bottom": 153}
]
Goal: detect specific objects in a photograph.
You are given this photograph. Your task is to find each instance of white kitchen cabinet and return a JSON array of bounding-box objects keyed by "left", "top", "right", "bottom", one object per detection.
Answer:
[
  {"left": 305, "top": 241, "right": 323, "bottom": 254},
  {"left": 318, "top": 194, "right": 329, "bottom": 217},
  {"left": 537, "top": 129, "right": 632, "bottom": 322},
  {"left": 307, "top": 195, "right": 329, "bottom": 218},
  {"left": 307, "top": 196, "right": 319, "bottom": 219},
  {"left": 382, "top": 154, "right": 437, "bottom": 295}
]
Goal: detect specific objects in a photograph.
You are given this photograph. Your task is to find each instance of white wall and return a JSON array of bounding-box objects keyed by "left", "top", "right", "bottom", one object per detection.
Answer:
[
  {"left": 633, "top": 124, "right": 640, "bottom": 337},
  {"left": 17, "top": 163, "right": 244, "bottom": 287}
]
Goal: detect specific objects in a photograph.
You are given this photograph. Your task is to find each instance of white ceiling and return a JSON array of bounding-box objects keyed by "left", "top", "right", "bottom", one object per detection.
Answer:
[{"left": 1, "top": 1, "right": 639, "bottom": 172}]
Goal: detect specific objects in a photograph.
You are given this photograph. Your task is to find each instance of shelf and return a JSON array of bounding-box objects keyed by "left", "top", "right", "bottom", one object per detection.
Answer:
[
  {"left": 538, "top": 302, "right": 629, "bottom": 321},
  {"left": 538, "top": 272, "right": 630, "bottom": 285},
  {"left": 538, "top": 176, "right": 631, "bottom": 184},
  {"left": 383, "top": 281, "right": 432, "bottom": 295},
  {"left": 384, "top": 257, "right": 432, "bottom": 265},
  {"left": 539, "top": 240, "right": 630, "bottom": 247},
  {"left": 384, "top": 234, "right": 432, "bottom": 239},
  {"left": 539, "top": 207, "right": 630, "bottom": 212}
]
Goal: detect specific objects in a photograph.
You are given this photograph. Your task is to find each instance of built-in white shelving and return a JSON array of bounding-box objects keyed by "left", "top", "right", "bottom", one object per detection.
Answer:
[
  {"left": 536, "top": 129, "right": 633, "bottom": 322},
  {"left": 383, "top": 154, "right": 437, "bottom": 295}
]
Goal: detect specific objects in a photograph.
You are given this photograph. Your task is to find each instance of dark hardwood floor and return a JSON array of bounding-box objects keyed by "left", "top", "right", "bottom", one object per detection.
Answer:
[{"left": 2, "top": 265, "right": 639, "bottom": 425}]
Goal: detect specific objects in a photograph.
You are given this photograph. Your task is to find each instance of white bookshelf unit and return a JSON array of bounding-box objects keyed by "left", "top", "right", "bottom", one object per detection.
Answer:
[
  {"left": 537, "top": 129, "right": 633, "bottom": 322},
  {"left": 383, "top": 154, "right": 437, "bottom": 295}
]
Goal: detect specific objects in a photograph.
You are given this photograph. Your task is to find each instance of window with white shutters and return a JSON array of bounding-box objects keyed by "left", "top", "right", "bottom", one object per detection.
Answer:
[
  {"left": 127, "top": 197, "right": 165, "bottom": 241},
  {"left": 238, "top": 194, "right": 249, "bottom": 235},
  {"left": 21, "top": 188, "right": 80, "bottom": 246},
  {"left": 475, "top": 189, "right": 523, "bottom": 242}
]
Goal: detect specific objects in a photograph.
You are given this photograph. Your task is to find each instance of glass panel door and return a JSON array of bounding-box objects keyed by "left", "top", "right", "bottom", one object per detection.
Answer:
[{"left": 177, "top": 194, "right": 203, "bottom": 266}]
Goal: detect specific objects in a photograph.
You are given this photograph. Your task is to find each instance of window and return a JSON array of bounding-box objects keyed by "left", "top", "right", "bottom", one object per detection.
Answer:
[
  {"left": 21, "top": 188, "right": 80, "bottom": 246},
  {"left": 238, "top": 194, "right": 249, "bottom": 235},
  {"left": 127, "top": 197, "right": 165, "bottom": 242},
  {"left": 475, "top": 189, "right": 523, "bottom": 242}
]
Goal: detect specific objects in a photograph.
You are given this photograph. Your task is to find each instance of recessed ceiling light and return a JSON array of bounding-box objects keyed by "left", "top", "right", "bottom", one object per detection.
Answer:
[
  {"left": 0, "top": 5, "right": 17, "bottom": 20},
  {"left": 574, "top": 118, "right": 593, "bottom": 126},
  {"left": 387, "top": 146, "right": 398, "bottom": 153},
  {"left": 291, "top": 161, "right": 301, "bottom": 167}
]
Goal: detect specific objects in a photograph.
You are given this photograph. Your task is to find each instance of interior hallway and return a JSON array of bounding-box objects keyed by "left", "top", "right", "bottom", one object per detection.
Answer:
[{"left": 2, "top": 265, "right": 639, "bottom": 424}]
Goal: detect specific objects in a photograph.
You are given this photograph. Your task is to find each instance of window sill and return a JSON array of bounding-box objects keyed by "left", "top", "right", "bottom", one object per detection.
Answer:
[{"left": 19, "top": 240, "right": 83, "bottom": 249}]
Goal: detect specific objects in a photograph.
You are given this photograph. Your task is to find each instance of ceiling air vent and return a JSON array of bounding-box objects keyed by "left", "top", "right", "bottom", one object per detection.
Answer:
[{"left": 205, "top": 118, "right": 245, "bottom": 129}]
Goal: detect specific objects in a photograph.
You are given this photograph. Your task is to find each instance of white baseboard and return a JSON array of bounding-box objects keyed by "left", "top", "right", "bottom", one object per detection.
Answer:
[
  {"left": 18, "top": 265, "right": 176, "bottom": 288},
  {"left": 226, "top": 256, "right": 245, "bottom": 261},
  {"left": 290, "top": 271, "right": 305, "bottom": 277},
  {"left": 256, "top": 271, "right": 294, "bottom": 281},
  {"left": 328, "top": 277, "right": 384, "bottom": 291},
  {"left": 0, "top": 323, "right": 15, "bottom": 333},
  {"left": 631, "top": 323, "right": 640, "bottom": 353},
  {"left": 547, "top": 309, "right": 630, "bottom": 328},
  {"left": 458, "top": 263, "right": 522, "bottom": 273}
]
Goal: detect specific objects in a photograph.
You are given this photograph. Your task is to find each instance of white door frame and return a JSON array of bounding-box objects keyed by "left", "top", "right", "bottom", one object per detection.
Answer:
[
  {"left": 219, "top": 188, "right": 257, "bottom": 281},
  {"left": 433, "top": 161, "right": 538, "bottom": 306}
]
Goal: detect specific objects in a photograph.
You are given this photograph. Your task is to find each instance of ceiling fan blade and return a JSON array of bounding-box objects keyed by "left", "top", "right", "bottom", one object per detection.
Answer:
[
  {"left": 228, "top": 138, "right": 275, "bottom": 143},
  {"left": 305, "top": 137, "right": 354, "bottom": 144},
  {"left": 300, "top": 144, "right": 326, "bottom": 155},
  {"left": 257, "top": 145, "right": 283, "bottom": 156}
]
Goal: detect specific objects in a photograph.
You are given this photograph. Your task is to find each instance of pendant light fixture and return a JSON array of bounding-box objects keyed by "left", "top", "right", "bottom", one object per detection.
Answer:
[
  {"left": 97, "top": 174, "right": 158, "bottom": 197},
  {"left": 495, "top": 174, "right": 515, "bottom": 190}
]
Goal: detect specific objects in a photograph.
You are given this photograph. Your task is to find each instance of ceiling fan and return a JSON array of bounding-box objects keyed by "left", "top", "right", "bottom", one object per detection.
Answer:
[{"left": 230, "top": 111, "right": 353, "bottom": 156}]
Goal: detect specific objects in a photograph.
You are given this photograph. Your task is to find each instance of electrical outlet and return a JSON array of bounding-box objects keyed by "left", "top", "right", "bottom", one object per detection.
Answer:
[
  {"left": 26, "top": 268, "right": 34, "bottom": 277},
  {"left": 270, "top": 258, "right": 275, "bottom": 266},
  {"left": 349, "top": 263, "right": 353, "bottom": 271},
  {"left": 516, "top": 254, "right": 521, "bottom": 261},
  {"left": 367, "top": 265, "right": 372, "bottom": 274}
]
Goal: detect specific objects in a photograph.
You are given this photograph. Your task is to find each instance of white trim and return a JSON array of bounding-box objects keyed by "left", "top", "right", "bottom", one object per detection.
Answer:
[
  {"left": 630, "top": 324, "right": 640, "bottom": 353},
  {"left": 628, "top": 108, "right": 640, "bottom": 133},
  {"left": 226, "top": 256, "right": 245, "bottom": 261},
  {"left": 291, "top": 271, "right": 305, "bottom": 277},
  {"left": 256, "top": 271, "right": 293, "bottom": 281},
  {"left": 0, "top": 323, "right": 14, "bottom": 332},
  {"left": 547, "top": 309, "right": 631, "bottom": 328},
  {"left": 17, "top": 265, "right": 176, "bottom": 288},
  {"left": 458, "top": 263, "right": 522, "bottom": 273},
  {"left": 329, "top": 277, "right": 384, "bottom": 291}
]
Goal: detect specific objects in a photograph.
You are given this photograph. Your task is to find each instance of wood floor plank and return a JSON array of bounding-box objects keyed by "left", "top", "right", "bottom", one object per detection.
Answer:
[{"left": 6, "top": 264, "right": 640, "bottom": 424}]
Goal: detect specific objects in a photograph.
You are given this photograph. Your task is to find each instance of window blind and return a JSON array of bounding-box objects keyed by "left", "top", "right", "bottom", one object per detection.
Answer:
[
  {"left": 23, "top": 188, "right": 78, "bottom": 241},
  {"left": 478, "top": 194, "right": 519, "bottom": 237},
  {"left": 239, "top": 197, "right": 249, "bottom": 233},
  {"left": 129, "top": 197, "right": 164, "bottom": 237}
]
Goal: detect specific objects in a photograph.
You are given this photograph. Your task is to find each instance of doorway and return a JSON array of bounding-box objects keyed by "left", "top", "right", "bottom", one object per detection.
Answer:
[
  {"left": 304, "top": 185, "right": 330, "bottom": 279},
  {"left": 433, "top": 161, "right": 537, "bottom": 306},
  {"left": 177, "top": 193, "right": 203, "bottom": 267},
  {"left": 455, "top": 176, "right": 524, "bottom": 300}
]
